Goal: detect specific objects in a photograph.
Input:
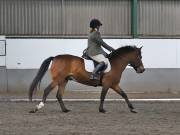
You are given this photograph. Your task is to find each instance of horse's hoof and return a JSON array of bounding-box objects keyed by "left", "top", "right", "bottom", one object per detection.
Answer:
[
  {"left": 99, "top": 109, "right": 106, "bottom": 113},
  {"left": 29, "top": 109, "right": 36, "bottom": 113},
  {"left": 63, "top": 109, "right": 70, "bottom": 113},
  {"left": 130, "top": 108, "right": 137, "bottom": 113}
]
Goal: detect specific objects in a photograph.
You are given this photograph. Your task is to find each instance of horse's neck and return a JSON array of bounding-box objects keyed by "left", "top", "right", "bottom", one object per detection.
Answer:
[{"left": 111, "top": 56, "right": 129, "bottom": 74}]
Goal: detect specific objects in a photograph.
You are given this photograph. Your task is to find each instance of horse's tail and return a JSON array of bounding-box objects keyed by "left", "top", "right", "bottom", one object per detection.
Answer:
[{"left": 29, "top": 56, "right": 54, "bottom": 101}]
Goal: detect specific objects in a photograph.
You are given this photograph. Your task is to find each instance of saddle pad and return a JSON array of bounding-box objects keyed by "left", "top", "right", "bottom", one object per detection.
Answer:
[{"left": 84, "top": 59, "right": 111, "bottom": 73}]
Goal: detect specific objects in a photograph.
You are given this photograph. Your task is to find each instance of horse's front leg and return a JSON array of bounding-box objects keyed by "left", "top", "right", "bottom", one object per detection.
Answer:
[
  {"left": 99, "top": 87, "right": 109, "bottom": 113},
  {"left": 112, "top": 85, "right": 137, "bottom": 113}
]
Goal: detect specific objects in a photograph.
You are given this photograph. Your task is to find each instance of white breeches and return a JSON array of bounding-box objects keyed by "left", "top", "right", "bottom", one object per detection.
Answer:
[{"left": 90, "top": 54, "right": 109, "bottom": 65}]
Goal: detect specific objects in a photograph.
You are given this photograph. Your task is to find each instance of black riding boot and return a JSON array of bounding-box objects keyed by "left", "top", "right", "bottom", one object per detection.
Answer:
[{"left": 90, "top": 62, "right": 106, "bottom": 80}]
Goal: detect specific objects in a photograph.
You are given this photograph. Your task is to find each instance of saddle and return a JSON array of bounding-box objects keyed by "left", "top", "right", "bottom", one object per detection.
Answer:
[
  {"left": 82, "top": 49, "right": 99, "bottom": 67},
  {"left": 82, "top": 49, "right": 111, "bottom": 86}
]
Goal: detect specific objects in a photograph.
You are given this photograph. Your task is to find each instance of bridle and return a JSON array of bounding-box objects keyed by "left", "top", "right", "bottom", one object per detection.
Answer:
[
  {"left": 118, "top": 56, "right": 141, "bottom": 70},
  {"left": 108, "top": 51, "right": 142, "bottom": 70},
  {"left": 128, "top": 63, "right": 139, "bottom": 70}
]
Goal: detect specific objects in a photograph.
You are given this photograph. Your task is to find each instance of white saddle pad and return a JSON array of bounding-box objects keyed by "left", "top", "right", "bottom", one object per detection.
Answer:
[{"left": 84, "top": 59, "right": 111, "bottom": 73}]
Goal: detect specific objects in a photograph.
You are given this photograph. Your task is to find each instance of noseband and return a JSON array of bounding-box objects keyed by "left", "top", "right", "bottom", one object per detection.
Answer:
[{"left": 128, "top": 63, "right": 139, "bottom": 70}]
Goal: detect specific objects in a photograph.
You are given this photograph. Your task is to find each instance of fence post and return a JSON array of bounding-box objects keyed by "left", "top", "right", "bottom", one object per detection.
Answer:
[{"left": 131, "top": 0, "right": 138, "bottom": 38}]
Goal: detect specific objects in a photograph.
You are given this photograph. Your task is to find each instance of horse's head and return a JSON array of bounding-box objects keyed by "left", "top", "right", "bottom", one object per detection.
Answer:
[
  {"left": 128, "top": 46, "right": 145, "bottom": 73},
  {"left": 109, "top": 46, "right": 145, "bottom": 73}
]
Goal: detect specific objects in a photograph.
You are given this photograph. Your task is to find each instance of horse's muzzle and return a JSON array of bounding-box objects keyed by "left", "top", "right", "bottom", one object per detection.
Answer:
[{"left": 136, "top": 66, "right": 145, "bottom": 73}]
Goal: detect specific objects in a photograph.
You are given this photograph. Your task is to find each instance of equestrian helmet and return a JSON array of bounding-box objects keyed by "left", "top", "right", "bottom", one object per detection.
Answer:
[{"left": 90, "top": 19, "right": 102, "bottom": 28}]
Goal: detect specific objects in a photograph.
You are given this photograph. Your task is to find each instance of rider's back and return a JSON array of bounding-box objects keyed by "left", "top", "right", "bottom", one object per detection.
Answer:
[{"left": 87, "top": 31, "right": 105, "bottom": 56}]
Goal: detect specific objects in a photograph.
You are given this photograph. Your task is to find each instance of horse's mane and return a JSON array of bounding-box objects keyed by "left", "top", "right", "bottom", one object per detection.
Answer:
[{"left": 108, "top": 45, "right": 137, "bottom": 60}]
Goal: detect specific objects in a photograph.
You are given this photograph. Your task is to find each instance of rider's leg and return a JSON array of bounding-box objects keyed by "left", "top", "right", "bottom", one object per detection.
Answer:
[
  {"left": 90, "top": 54, "right": 108, "bottom": 80},
  {"left": 90, "top": 62, "right": 105, "bottom": 80}
]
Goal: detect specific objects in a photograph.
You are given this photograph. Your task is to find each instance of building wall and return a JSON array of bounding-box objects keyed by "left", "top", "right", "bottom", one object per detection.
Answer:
[
  {"left": 1, "top": 0, "right": 180, "bottom": 37},
  {"left": 0, "top": 0, "right": 131, "bottom": 36},
  {"left": 0, "top": 0, "right": 180, "bottom": 93},
  {"left": 139, "top": 0, "right": 180, "bottom": 36},
  {"left": 0, "top": 37, "right": 180, "bottom": 93},
  {"left": 3, "top": 68, "right": 180, "bottom": 93},
  {"left": 5, "top": 38, "right": 180, "bottom": 68}
]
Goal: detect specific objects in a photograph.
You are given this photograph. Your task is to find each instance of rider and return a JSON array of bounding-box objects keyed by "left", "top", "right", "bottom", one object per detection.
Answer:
[{"left": 87, "top": 19, "right": 115, "bottom": 80}]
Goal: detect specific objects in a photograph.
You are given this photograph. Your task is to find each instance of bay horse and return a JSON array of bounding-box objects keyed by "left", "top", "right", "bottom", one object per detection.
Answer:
[{"left": 29, "top": 46, "right": 145, "bottom": 113}]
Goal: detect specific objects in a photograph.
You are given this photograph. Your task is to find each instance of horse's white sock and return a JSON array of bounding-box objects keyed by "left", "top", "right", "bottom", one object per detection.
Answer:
[{"left": 36, "top": 102, "right": 44, "bottom": 110}]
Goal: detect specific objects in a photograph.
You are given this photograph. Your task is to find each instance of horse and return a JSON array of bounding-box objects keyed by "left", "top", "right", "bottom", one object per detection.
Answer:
[{"left": 29, "top": 45, "right": 145, "bottom": 113}]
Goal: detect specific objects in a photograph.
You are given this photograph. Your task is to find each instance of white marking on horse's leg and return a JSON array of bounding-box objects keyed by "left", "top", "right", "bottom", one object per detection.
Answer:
[{"left": 36, "top": 102, "right": 44, "bottom": 110}]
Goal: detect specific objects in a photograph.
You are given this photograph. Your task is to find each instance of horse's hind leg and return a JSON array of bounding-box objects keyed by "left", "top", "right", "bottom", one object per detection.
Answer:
[
  {"left": 29, "top": 82, "right": 56, "bottom": 113},
  {"left": 112, "top": 85, "right": 137, "bottom": 113},
  {"left": 99, "top": 87, "right": 109, "bottom": 113},
  {"left": 56, "top": 81, "right": 70, "bottom": 112}
]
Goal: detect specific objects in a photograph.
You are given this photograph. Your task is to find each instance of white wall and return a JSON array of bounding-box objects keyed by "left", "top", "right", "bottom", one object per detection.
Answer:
[
  {"left": 6, "top": 38, "right": 180, "bottom": 69},
  {"left": 0, "top": 37, "right": 6, "bottom": 66},
  {"left": 1, "top": 37, "right": 180, "bottom": 92}
]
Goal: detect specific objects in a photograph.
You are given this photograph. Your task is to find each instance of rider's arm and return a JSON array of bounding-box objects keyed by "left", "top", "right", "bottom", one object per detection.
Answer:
[{"left": 93, "top": 32, "right": 115, "bottom": 52}]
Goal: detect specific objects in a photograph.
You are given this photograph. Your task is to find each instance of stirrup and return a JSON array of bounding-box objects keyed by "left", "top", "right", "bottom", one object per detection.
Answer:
[{"left": 90, "top": 73, "right": 100, "bottom": 80}]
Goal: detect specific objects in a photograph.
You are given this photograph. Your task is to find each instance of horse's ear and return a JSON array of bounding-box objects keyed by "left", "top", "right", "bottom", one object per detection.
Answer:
[{"left": 139, "top": 46, "right": 143, "bottom": 50}]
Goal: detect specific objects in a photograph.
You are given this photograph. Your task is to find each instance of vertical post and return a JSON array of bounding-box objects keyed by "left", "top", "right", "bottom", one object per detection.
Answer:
[
  {"left": 131, "top": 0, "right": 138, "bottom": 38},
  {"left": 61, "top": 0, "right": 65, "bottom": 36}
]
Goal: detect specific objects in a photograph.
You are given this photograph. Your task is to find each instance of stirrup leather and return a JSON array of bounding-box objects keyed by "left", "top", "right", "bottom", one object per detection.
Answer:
[{"left": 90, "top": 73, "right": 100, "bottom": 80}]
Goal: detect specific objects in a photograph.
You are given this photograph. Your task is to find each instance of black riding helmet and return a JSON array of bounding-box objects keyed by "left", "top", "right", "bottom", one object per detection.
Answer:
[{"left": 90, "top": 19, "right": 102, "bottom": 29}]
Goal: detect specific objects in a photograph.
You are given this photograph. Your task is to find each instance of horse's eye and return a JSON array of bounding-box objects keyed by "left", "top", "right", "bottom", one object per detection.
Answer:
[{"left": 138, "top": 55, "right": 142, "bottom": 59}]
